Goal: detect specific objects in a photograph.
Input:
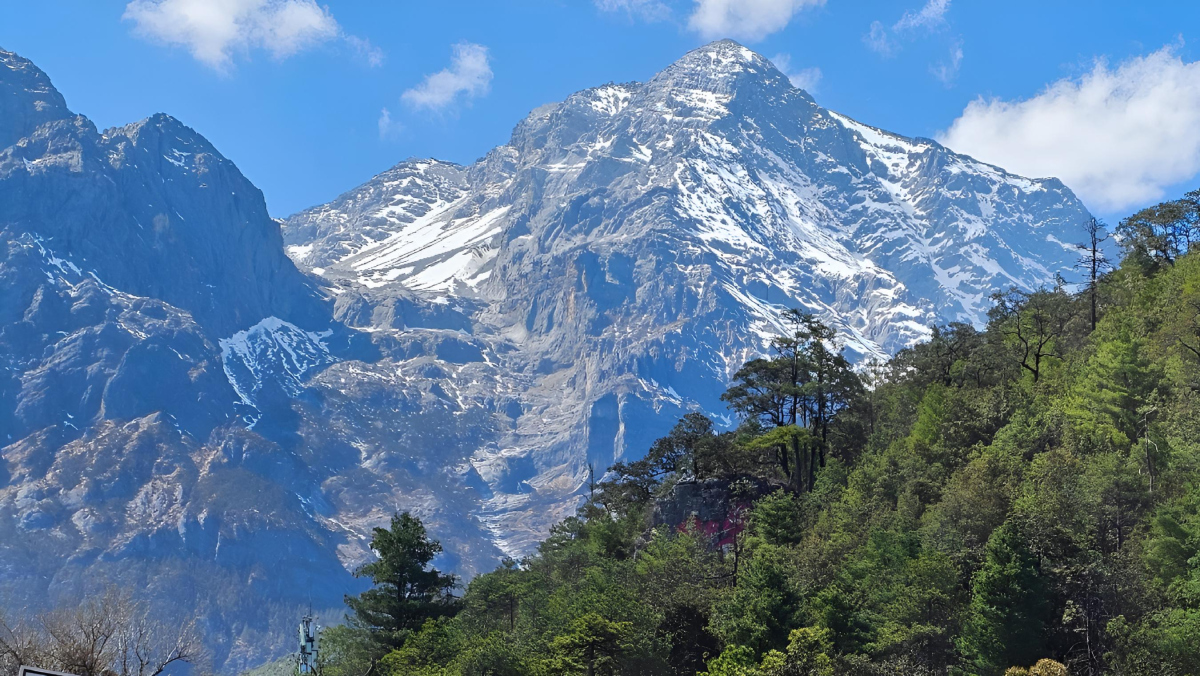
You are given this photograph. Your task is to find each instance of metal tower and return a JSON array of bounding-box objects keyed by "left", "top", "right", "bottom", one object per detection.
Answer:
[{"left": 298, "top": 615, "right": 320, "bottom": 676}]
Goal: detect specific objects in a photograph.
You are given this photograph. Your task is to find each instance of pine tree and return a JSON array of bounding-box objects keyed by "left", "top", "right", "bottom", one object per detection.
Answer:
[
  {"left": 959, "top": 521, "right": 1052, "bottom": 675},
  {"left": 344, "top": 512, "right": 460, "bottom": 655},
  {"left": 550, "top": 614, "right": 631, "bottom": 676}
]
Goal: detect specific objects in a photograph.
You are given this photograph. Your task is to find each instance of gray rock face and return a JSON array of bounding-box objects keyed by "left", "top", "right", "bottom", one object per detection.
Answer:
[
  {"left": 0, "top": 48, "right": 69, "bottom": 149},
  {"left": 0, "top": 40, "right": 1093, "bottom": 672}
]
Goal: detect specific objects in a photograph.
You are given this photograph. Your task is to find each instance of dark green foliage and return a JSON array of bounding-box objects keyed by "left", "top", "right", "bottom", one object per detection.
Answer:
[
  {"left": 550, "top": 613, "right": 633, "bottom": 676},
  {"left": 1117, "top": 188, "right": 1200, "bottom": 269},
  {"left": 722, "top": 310, "right": 863, "bottom": 492},
  {"left": 596, "top": 413, "right": 725, "bottom": 515},
  {"left": 959, "top": 521, "right": 1051, "bottom": 675},
  {"left": 747, "top": 490, "right": 806, "bottom": 546},
  {"left": 343, "top": 512, "right": 460, "bottom": 656}
]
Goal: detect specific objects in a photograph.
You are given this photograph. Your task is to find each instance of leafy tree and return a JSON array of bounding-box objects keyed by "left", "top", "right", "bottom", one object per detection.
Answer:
[
  {"left": 891, "top": 322, "right": 991, "bottom": 389},
  {"left": 758, "top": 628, "right": 834, "bottom": 676},
  {"left": 461, "top": 558, "right": 525, "bottom": 633},
  {"left": 550, "top": 614, "right": 632, "bottom": 676},
  {"left": 1118, "top": 189, "right": 1200, "bottom": 268},
  {"left": 710, "top": 545, "right": 801, "bottom": 656},
  {"left": 747, "top": 490, "right": 806, "bottom": 547},
  {"left": 596, "top": 413, "right": 721, "bottom": 515},
  {"left": 989, "top": 287, "right": 1074, "bottom": 383},
  {"left": 723, "top": 311, "right": 861, "bottom": 491},
  {"left": 376, "top": 618, "right": 463, "bottom": 676}
]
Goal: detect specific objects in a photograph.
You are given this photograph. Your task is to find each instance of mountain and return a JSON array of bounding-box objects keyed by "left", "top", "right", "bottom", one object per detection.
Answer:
[
  {"left": 281, "top": 40, "right": 1090, "bottom": 552},
  {"left": 0, "top": 40, "right": 1090, "bottom": 671}
]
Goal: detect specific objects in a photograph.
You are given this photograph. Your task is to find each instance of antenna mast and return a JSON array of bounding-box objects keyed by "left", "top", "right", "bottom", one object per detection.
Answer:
[{"left": 298, "top": 614, "right": 320, "bottom": 676}]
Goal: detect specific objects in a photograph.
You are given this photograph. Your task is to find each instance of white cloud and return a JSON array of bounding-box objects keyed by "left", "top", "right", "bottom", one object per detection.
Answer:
[
  {"left": 345, "top": 35, "right": 384, "bottom": 68},
  {"left": 687, "top": 0, "right": 825, "bottom": 42},
  {"left": 402, "top": 42, "right": 493, "bottom": 111},
  {"left": 771, "top": 53, "right": 821, "bottom": 92},
  {"left": 939, "top": 46, "right": 1200, "bottom": 212},
  {"left": 124, "top": 0, "right": 336, "bottom": 70},
  {"left": 931, "top": 41, "right": 962, "bottom": 85},
  {"left": 864, "top": 20, "right": 895, "bottom": 57},
  {"left": 894, "top": 0, "right": 950, "bottom": 32},
  {"left": 595, "top": 0, "right": 672, "bottom": 22},
  {"left": 378, "top": 108, "right": 401, "bottom": 139},
  {"left": 866, "top": 0, "right": 950, "bottom": 56},
  {"left": 124, "top": 0, "right": 381, "bottom": 72}
]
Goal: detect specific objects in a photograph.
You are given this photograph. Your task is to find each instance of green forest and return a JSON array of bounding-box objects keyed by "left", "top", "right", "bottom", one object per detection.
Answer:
[{"left": 319, "top": 189, "right": 1200, "bottom": 676}]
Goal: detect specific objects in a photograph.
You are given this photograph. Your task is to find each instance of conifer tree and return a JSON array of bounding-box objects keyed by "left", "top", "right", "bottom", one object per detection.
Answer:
[{"left": 344, "top": 512, "right": 460, "bottom": 655}]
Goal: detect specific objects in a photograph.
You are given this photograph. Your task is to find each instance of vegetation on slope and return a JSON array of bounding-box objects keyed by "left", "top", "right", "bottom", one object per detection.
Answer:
[{"left": 320, "top": 189, "right": 1200, "bottom": 676}]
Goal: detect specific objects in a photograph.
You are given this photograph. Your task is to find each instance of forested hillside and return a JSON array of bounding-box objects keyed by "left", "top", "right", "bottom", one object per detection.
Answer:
[{"left": 312, "top": 190, "right": 1200, "bottom": 676}]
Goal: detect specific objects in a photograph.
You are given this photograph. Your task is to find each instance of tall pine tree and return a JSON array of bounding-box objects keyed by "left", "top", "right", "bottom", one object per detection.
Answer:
[{"left": 345, "top": 512, "right": 460, "bottom": 655}]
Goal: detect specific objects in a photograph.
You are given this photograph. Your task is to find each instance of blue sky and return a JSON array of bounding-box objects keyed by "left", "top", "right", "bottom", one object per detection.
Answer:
[{"left": 2, "top": 1, "right": 1199, "bottom": 222}]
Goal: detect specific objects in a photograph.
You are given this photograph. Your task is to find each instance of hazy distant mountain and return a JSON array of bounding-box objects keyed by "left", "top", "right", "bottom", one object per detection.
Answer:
[{"left": 0, "top": 40, "right": 1089, "bottom": 671}]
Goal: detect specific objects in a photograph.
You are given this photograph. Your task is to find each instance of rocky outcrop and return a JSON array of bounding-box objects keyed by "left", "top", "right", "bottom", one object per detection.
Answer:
[{"left": 651, "top": 477, "right": 774, "bottom": 551}]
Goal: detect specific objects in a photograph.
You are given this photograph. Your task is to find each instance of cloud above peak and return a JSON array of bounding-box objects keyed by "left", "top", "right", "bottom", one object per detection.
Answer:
[
  {"left": 402, "top": 42, "right": 493, "bottom": 111},
  {"left": 771, "top": 53, "right": 822, "bottom": 92},
  {"left": 940, "top": 46, "right": 1200, "bottom": 213},
  {"left": 594, "top": 0, "right": 672, "bottom": 22},
  {"left": 894, "top": 0, "right": 951, "bottom": 33},
  {"left": 593, "top": 0, "right": 826, "bottom": 42},
  {"left": 687, "top": 0, "right": 826, "bottom": 42},
  {"left": 123, "top": 0, "right": 378, "bottom": 72},
  {"left": 865, "top": 0, "right": 952, "bottom": 58}
]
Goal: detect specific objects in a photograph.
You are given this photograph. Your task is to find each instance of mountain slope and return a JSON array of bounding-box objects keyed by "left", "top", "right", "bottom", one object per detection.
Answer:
[{"left": 288, "top": 41, "right": 1086, "bottom": 358}]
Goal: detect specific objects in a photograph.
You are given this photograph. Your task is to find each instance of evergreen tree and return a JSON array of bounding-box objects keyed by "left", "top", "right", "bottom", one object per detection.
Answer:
[
  {"left": 344, "top": 512, "right": 460, "bottom": 655},
  {"left": 550, "top": 614, "right": 631, "bottom": 676},
  {"left": 723, "top": 311, "right": 861, "bottom": 491},
  {"left": 959, "top": 522, "right": 1052, "bottom": 675}
]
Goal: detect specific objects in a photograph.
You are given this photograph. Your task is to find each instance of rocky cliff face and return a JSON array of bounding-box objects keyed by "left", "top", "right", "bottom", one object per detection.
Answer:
[{"left": 0, "top": 40, "right": 1091, "bottom": 671}]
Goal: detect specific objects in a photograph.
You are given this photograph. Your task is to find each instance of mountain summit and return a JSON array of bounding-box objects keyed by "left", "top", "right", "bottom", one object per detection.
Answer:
[
  {"left": 282, "top": 40, "right": 1090, "bottom": 552},
  {"left": 0, "top": 48, "right": 71, "bottom": 148}
]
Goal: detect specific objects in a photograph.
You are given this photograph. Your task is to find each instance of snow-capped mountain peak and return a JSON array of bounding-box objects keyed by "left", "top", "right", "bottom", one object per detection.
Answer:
[{"left": 280, "top": 38, "right": 1092, "bottom": 557}]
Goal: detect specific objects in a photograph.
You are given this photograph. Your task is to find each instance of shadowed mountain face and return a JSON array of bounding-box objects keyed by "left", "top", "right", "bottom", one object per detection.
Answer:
[{"left": 0, "top": 40, "right": 1090, "bottom": 671}]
